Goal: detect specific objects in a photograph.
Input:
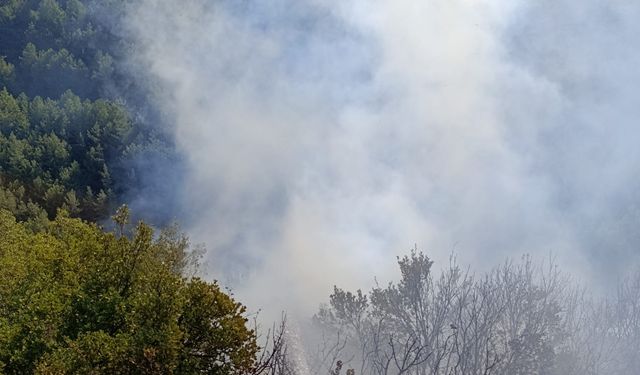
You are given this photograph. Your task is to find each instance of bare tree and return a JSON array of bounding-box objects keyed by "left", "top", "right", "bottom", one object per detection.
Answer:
[
  {"left": 600, "top": 269, "right": 640, "bottom": 375},
  {"left": 314, "top": 251, "right": 589, "bottom": 375},
  {"left": 253, "top": 314, "right": 297, "bottom": 375},
  {"left": 312, "top": 249, "right": 640, "bottom": 375}
]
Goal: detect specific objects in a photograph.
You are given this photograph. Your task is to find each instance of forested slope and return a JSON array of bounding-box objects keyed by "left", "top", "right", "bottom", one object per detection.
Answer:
[
  {"left": 0, "top": 2, "right": 271, "bottom": 373},
  {"left": 0, "top": 0, "right": 172, "bottom": 224}
]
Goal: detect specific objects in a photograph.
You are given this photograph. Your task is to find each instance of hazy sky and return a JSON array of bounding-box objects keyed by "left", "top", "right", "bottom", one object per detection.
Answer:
[{"left": 125, "top": 0, "right": 640, "bottom": 316}]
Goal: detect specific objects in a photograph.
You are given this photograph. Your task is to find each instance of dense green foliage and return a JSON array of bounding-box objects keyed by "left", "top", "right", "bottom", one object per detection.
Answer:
[
  {"left": 0, "top": 208, "right": 258, "bottom": 374},
  {"left": 0, "top": 0, "right": 127, "bottom": 100},
  {"left": 1, "top": 88, "right": 136, "bottom": 224},
  {"left": 0, "top": 0, "right": 172, "bottom": 224}
]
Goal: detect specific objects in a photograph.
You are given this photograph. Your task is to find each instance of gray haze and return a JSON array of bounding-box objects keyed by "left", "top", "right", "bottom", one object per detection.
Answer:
[{"left": 124, "top": 0, "right": 640, "bottom": 316}]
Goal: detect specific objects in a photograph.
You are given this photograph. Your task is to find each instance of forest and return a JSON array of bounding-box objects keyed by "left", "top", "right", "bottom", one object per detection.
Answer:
[
  {"left": 2, "top": 0, "right": 640, "bottom": 374},
  {"left": 0, "top": 0, "right": 258, "bottom": 373},
  {"left": 0, "top": 0, "right": 175, "bottom": 227}
]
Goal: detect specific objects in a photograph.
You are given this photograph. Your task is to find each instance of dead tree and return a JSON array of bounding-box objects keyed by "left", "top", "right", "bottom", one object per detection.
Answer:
[
  {"left": 253, "top": 314, "right": 296, "bottom": 375},
  {"left": 315, "top": 251, "right": 583, "bottom": 375}
]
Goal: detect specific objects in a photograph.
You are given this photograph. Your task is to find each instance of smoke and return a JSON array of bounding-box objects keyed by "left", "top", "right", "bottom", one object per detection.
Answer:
[{"left": 123, "top": 0, "right": 640, "bottom": 317}]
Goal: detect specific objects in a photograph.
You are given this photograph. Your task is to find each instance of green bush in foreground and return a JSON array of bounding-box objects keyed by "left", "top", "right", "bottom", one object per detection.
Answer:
[{"left": 0, "top": 207, "right": 258, "bottom": 374}]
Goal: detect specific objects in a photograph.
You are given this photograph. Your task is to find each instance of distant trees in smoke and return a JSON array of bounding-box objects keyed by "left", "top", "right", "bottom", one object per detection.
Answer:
[{"left": 297, "top": 250, "right": 640, "bottom": 375}]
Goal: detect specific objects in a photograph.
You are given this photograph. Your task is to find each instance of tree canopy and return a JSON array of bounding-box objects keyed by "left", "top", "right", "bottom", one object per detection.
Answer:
[{"left": 0, "top": 208, "right": 258, "bottom": 374}]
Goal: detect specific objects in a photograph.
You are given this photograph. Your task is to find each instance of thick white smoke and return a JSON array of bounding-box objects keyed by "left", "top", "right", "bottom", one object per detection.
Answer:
[{"left": 125, "top": 0, "right": 640, "bottom": 317}]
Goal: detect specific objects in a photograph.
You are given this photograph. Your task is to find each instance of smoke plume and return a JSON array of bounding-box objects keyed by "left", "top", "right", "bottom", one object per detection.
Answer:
[{"left": 124, "top": 0, "right": 640, "bottom": 316}]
